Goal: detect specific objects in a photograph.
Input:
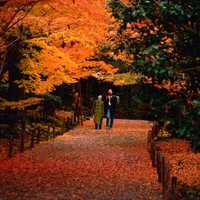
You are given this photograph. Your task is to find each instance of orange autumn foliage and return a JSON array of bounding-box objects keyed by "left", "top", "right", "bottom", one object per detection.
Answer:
[
  {"left": 168, "top": 153, "right": 200, "bottom": 188},
  {"left": 24, "top": 0, "right": 111, "bottom": 69},
  {"left": 153, "top": 139, "right": 191, "bottom": 155},
  {"left": 151, "top": 137, "right": 200, "bottom": 199},
  {"left": 1, "top": 0, "right": 117, "bottom": 94},
  {"left": 18, "top": 38, "right": 85, "bottom": 94}
]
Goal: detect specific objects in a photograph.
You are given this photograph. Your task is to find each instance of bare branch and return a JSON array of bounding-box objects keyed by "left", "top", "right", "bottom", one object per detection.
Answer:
[
  {"left": 179, "top": 66, "right": 200, "bottom": 72},
  {"left": 0, "top": 50, "right": 7, "bottom": 77},
  {"left": 0, "top": 0, "right": 42, "bottom": 37},
  {"left": 0, "top": 38, "right": 20, "bottom": 78}
]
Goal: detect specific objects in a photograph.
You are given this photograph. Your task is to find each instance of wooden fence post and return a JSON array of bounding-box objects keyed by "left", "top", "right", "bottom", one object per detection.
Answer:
[
  {"left": 20, "top": 132, "right": 24, "bottom": 152},
  {"left": 20, "top": 120, "right": 26, "bottom": 152},
  {"left": 149, "top": 137, "right": 154, "bottom": 165},
  {"left": 52, "top": 125, "right": 55, "bottom": 137},
  {"left": 36, "top": 127, "right": 40, "bottom": 144},
  {"left": 62, "top": 120, "right": 66, "bottom": 132},
  {"left": 171, "top": 176, "right": 177, "bottom": 200},
  {"left": 8, "top": 134, "right": 13, "bottom": 158},
  {"left": 147, "top": 131, "right": 151, "bottom": 152},
  {"left": 30, "top": 131, "right": 34, "bottom": 148},
  {"left": 49, "top": 125, "right": 53, "bottom": 139},
  {"left": 47, "top": 124, "right": 50, "bottom": 139},
  {"left": 152, "top": 144, "right": 156, "bottom": 167},
  {"left": 157, "top": 151, "right": 161, "bottom": 182},
  {"left": 163, "top": 158, "right": 170, "bottom": 197},
  {"left": 66, "top": 118, "right": 69, "bottom": 130},
  {"left": 161, "top": 154, "right": 166, "bottom": 192}
]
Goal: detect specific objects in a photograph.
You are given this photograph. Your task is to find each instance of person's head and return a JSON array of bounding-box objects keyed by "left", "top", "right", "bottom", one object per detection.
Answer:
[
  {"left": 74, "top": 91, "right": 80, "bottom": 98},
  {"left": 98, "top": 95, "right": 102, "bottom": 101},
  {"left": 108, "top": 89, "right": 113, "bottom": 96}
]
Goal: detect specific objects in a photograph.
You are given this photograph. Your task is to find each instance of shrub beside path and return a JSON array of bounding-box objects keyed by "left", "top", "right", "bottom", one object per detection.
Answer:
[{"left": 0, "top": 119, "right": 162, "bottom": 200}]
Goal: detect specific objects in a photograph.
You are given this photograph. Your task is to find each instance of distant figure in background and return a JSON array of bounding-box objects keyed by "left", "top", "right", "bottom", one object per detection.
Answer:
[
  {"left": 93, "top": 95, "right": 104, "bottom": 129},
  {"left": 73, "top": 91, "right": 83, "bottom": 125},
  {"left": 104, "top": 89, "right": 118, "bottom": 129},
  {"left": 88, "top": 96, "right": 94, "bottom": 117}
]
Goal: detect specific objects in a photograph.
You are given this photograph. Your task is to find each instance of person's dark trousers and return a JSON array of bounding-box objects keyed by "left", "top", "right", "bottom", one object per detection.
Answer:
[
  {"left": 110, "top": 117, "right": 114, "bottom": 128},
  {"left": 106, "top": 117, "right": 114, "bottom": 128},
  {"left": 106, "top": 112, "right": 110, "bottom": 128},
  {"left": 106, "top": 108, "right": 114, "bottom": 128}
]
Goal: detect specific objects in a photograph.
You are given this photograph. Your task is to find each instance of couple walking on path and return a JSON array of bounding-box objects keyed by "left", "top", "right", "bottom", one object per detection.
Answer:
[{"left": 93, "top": 89, "right": 118, "bottom": 130}]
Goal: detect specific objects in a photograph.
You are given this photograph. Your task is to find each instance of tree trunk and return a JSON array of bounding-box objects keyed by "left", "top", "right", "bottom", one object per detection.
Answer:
[
  {"left": 6, "top": 40, "right": 25, "bottom": 100},
  {"left": 155, "top": 0, "right": 160, "bottom": 19}
]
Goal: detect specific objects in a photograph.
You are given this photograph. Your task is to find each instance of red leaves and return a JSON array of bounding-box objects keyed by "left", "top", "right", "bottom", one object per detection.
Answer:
[
  {"left": 168, "top": 153, "right": 200, "bottom": 188},
  {"left": 150, "top": 136, "right": 200, "bottom": 200},
  {"left": 154, "top": 139, "right": 191, "bottom": 155},
  {"left": 0, "top": 120, "right": 162, "bottom": 200}
]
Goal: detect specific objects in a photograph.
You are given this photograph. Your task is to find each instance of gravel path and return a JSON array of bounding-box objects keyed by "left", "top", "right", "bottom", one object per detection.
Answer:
[{"left": 0, "top": 119, "right": 162, "bottom": 200}]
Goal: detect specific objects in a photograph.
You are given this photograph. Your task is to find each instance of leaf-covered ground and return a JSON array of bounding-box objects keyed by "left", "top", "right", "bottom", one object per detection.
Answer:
[{"left": 0, "top": 119, "right": 162, "bottom": 200}]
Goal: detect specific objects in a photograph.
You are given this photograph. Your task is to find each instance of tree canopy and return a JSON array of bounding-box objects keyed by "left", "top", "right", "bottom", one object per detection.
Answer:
[
  {"left": 0, "top": 0, "right": 117, "bottom": 97},
  {"left": 98, "top": 0, "right": 200, "bottom": 150}
]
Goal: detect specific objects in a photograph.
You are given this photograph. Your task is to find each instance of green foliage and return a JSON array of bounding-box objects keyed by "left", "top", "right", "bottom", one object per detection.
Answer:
[
  {"left": 130, "top": 83, "right": 172, "bottom": 120},
  {"left": 103, "top": 0, "right": 200, "bottom": 151},
  {"left": 160, "top": 0, "right": 200, "bottom": 24},
  {"left": 160, "top": 2, "right": 187, "bottom": 24},
  {"left": 175, "top": 99, "right": 200, "bottom": 151},
  {"left": 42, "top": 93, "right": 63, "bottom": 114},
  {"left": 133, "top": 44, "right": 175, "bottom": 82},
  {"left": 0, "top": 83, "right": 9, "bottom": 94},
  {"left": 107, "top": 0, "right": 128, "bottom": 21}
]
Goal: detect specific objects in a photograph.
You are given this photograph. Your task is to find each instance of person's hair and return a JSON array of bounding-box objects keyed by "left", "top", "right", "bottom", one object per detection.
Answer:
[{"left": 98, "top": 95, "right": 102, "bottom": 100}]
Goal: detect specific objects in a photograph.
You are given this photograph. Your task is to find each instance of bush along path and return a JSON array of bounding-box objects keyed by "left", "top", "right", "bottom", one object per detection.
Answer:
[{"left": 0, "top": 119, "right": 162, "bottom": 200}]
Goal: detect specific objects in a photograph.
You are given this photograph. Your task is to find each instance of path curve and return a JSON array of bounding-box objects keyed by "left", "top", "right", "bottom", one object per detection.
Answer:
[{"left": 0, "top": 119, "right": 162, "bottom": 200}]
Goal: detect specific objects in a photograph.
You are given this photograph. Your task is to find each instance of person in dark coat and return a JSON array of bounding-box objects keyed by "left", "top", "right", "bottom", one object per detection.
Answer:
[
  {"left": 73, "top": 91, "right": 83, "bottom": 125},
  {"left": 104, "top": 89, "right": 118, "bottom": 129}
]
